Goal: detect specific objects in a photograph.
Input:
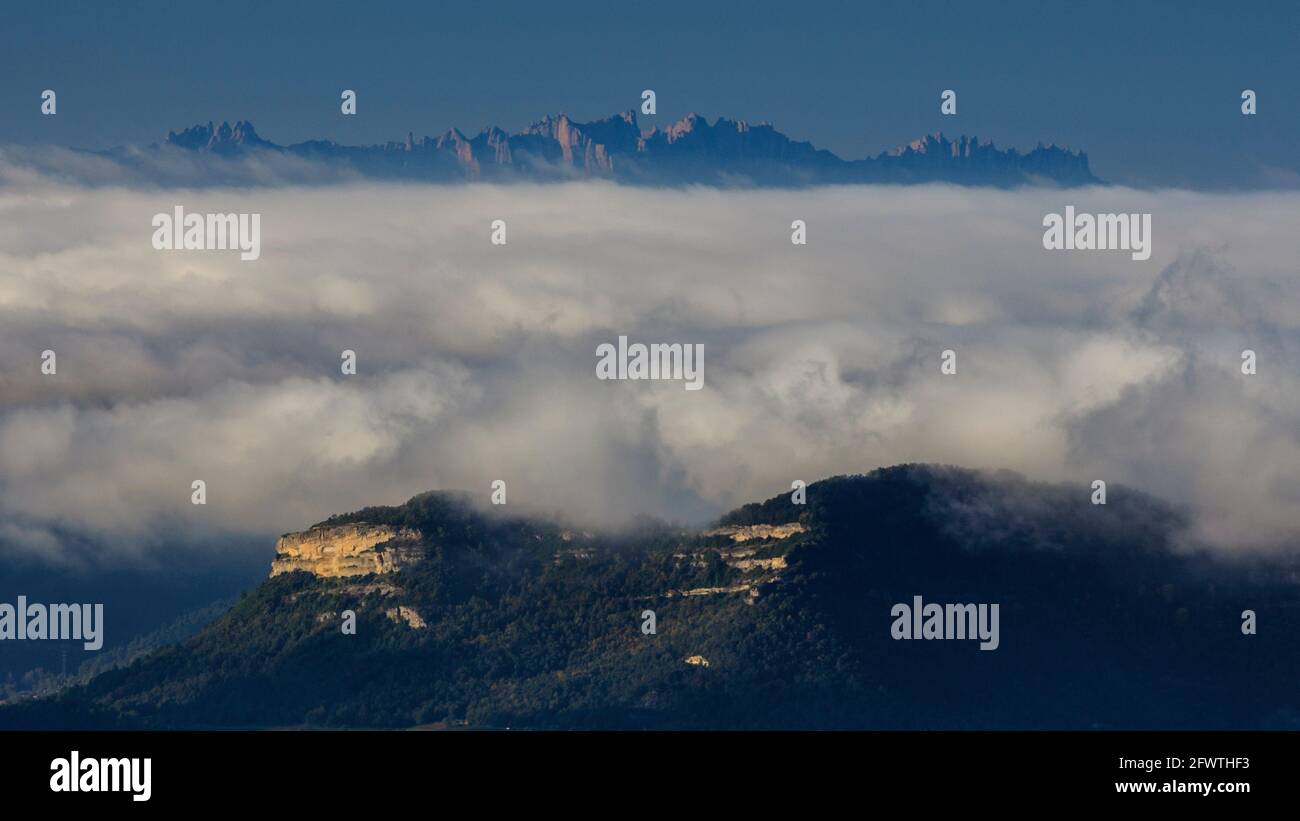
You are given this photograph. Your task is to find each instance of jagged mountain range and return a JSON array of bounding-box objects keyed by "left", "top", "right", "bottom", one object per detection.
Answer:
[
  {"left": 6, "top": 465, "right": 1296, "bottom": 730},
  {"left": 153, "top": 111, "right": 1099, "bottom": 186}
]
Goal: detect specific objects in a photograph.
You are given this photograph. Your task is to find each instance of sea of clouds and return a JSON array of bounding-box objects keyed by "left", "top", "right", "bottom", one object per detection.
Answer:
[{"left": 1, "top": 170, "right": 1298, "bottom": 566}]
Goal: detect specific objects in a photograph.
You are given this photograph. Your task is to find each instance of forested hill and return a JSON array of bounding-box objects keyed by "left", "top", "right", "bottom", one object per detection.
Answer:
[{"left": 5, "top": 465, "right": 1297, "bottom": 730}]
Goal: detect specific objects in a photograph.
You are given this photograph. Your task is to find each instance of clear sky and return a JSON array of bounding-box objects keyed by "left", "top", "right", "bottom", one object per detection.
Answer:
[{"left": 2, "top": 0, "right": 1297, "bottom": 188}]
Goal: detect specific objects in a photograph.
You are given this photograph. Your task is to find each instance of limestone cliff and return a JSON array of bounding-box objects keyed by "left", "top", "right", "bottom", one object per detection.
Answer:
[
  {"left": 703, "top": 522, "right": 806, "bottom": 542},
  {"left": 270, "top": 523, "right": 425, "bottom": 578}
]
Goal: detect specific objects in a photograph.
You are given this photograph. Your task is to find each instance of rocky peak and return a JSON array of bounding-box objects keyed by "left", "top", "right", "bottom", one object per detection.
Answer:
[
  {"left": 521, "top": 113, "right": 568, "bottom": 139},
  {"left": 166, "top": 120, "right": 269, "bottom": 153},
  {"left": 435, "top": 128, "right": 470, "bottom": 149},
  {"left": 663, "top": 112, "right": 704, "bottom": 142},
  {"left": 891, "top": 131, "right": 950, "bottom": 156}
]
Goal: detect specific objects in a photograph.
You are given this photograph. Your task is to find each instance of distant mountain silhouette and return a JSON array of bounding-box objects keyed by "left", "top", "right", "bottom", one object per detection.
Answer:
[{"left": 152, "top": 112, "right": 1099, "bottom": 187}]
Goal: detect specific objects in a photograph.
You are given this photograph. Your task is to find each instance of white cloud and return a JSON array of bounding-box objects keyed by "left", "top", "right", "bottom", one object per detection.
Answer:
[{"left": 1, "top": 174, "right": 1298, "bottom": 563}]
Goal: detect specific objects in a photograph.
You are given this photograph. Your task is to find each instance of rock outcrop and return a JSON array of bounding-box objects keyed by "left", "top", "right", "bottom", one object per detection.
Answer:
[
  {"left": 703, "top": 522, "right": 806, "bottom": 542},
  {"left": 385, "top": 606, "right": 427, "bottom": 630},
  {"left": 270, "top": 524, "right": 425, "bottom": 578}
]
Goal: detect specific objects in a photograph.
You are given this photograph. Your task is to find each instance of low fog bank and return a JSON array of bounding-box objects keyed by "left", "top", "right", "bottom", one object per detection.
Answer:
[{"left": 1, "top": 176, "right": 1298, "bottom": 566}]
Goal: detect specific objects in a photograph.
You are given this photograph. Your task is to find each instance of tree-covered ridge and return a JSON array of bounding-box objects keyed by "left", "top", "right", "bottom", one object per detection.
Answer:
[{"left": 6, "top": 465, "right": 1298, "bottom": 730}]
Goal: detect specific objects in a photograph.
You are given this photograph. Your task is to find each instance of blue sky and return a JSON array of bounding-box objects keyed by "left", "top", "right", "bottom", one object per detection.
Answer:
[{"left": 1, "top": 0, "right": 1298, "bottom": 187}]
